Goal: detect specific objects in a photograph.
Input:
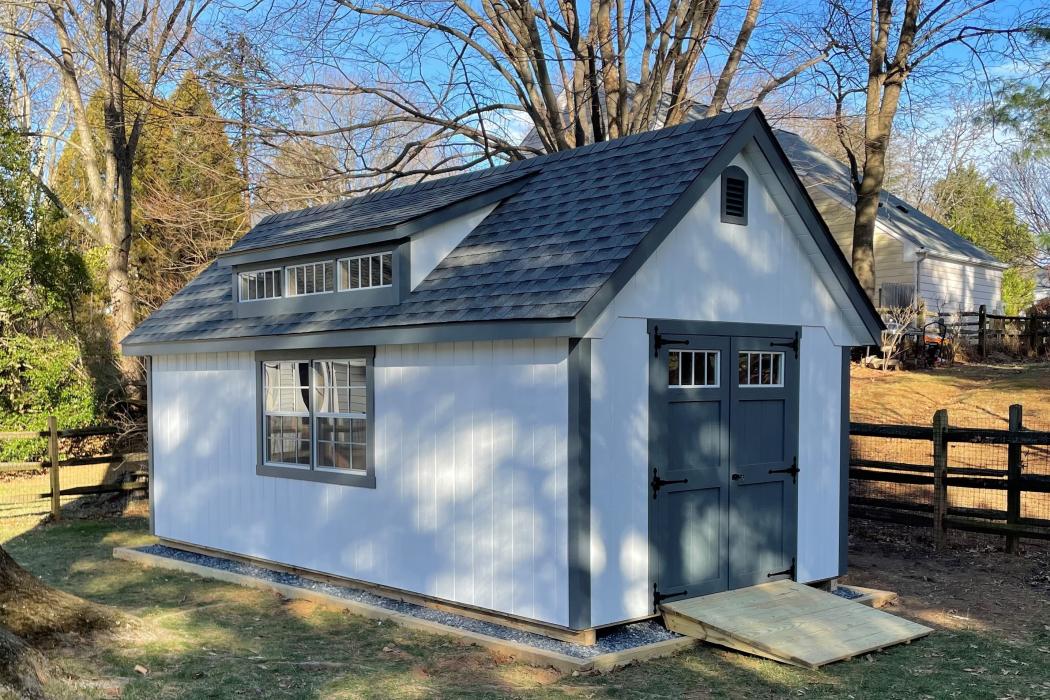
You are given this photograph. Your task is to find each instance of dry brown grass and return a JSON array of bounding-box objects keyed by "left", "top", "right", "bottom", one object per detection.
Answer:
[{"left": 850, "top": 361, "right": 1050, "bottom": 428}]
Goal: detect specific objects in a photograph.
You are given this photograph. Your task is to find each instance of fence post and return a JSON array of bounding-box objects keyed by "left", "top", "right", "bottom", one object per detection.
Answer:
[
  {"left": 932, "top": 409, "right": 949, "bottom": 549},
  {"left": 1006, "top": 404, "right": 1023, "bottom": 554},
  {"left": 977, "top": 305, "right": 988, "bottom": 358},
  {"left": 47, "top": 415, "right": 60, "bottom": 521}
]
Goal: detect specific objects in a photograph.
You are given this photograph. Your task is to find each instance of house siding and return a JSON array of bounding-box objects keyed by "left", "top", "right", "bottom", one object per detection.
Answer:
[
  {"left": 584, "top": 150, "right": 850, "bottom": 626},
  {"left": 151, "top": 339, "right": 571, "bottom": 626},
  {"left": 919, "top": 256, "right": 1003, "bottom": 314}
]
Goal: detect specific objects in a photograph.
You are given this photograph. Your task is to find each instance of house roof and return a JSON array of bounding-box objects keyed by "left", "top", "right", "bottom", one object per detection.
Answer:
[
  {"left": 123, "top": 108, "right": 882, "bottom": 353},
  {"left": 773, "top": 129, "right": 1003, "bottom": 266},
  {"left": 228, "top": 167, "right": 538, "bottom": 255}
]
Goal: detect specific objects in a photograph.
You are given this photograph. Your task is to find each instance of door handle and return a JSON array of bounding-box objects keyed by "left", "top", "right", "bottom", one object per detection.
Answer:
[
  {"left": 731, "top": 473, "right": 744, "bottom": 481},
  {"left": 651, "top": 468, "right": 688, "bottom": 498}
]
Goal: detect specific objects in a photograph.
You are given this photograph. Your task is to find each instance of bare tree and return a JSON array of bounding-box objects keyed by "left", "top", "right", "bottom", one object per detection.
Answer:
[
  {"left": 817, "top": 0, "right": 1044, "bottom": 297},
  {"left": 2, "top": 0, "right": 208, "bottom": 385}
]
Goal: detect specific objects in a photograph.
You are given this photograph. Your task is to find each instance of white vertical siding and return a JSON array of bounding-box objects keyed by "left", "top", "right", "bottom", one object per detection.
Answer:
[
  {"left": 408, "top": 204, "right": 496, "bottom": 290},
  {"left": 586, "top": 150, "right": 849, "bottom": 626},
  {"left": 919, "top": 256, "right": 1003, "bottom": 314},
  {"left": 151, "top": 339, "right": 570, "bottom": 626}
]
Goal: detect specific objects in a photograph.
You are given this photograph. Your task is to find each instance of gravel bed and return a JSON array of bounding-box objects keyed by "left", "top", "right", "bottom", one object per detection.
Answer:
[
  {"left": 832, "top": 586, "right": 865, "bottom": 600},
  {"left": 136, "top": 544, "right": 680, "bottom": 659}
]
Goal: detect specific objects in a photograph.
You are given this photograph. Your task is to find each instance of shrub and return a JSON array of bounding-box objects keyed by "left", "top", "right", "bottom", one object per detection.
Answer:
[{"left": 0, "top": 335, "right": 96, "bottom": 461}]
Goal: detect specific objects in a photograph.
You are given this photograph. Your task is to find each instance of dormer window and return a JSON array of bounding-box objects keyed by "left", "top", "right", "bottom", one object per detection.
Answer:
[
  {"left": 239, "top": 268, "right": 283, "bottom": 301},
  {"left": 287, "top": 261, "right": 335, "bottom": 297},
  {"left": 720, "top": 166, "right": 748, "bottom": 225},
  {"left": 339, "top": 252, "right": 393, "bottom": 291}
]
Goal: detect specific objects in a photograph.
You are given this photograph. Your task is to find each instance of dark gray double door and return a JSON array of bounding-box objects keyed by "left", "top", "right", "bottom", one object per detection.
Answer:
[{"left": 649, "top": 323, "right": 799, "bottom": 605}]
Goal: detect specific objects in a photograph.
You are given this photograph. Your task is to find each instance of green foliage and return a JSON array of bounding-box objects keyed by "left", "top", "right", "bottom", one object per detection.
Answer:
[
  {"left": 0, "top": 335, "right": 96, "bottom": 461},
  {"left": 933, "top": 165, "right": 1035, "bottom": 264},
  {"left": 0, "top": 76, "right": 90, "bottom": 333},
  {"left": 1001, "top": 268, "right": 1035, "bottom": 316},
  {"left": 987, "top": 28, "right": 1050, "bottom": 154}
]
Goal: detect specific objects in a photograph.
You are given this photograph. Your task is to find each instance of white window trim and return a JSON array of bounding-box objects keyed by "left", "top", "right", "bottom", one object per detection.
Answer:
[
  {"left": 239, "top": 267, "right": 283, "bottom": 302},
  {"left": 738, "top": 351, "right": 785, "bottom": 388},
  {"left": 668, "top": 349, "right": 721, "bottom": 388},
  {"left": 338, "top": 252, "right": 393, "bottom": 292},
  {"left": 286, "top": 261, "right": 335, "bottom": 298}
]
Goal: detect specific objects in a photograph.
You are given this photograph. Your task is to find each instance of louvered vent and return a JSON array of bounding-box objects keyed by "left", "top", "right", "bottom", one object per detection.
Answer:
[
  {"left": 720, "top": 167, "right": 748, "bottom": 224},
  {"left": 724, "top": 177, "right": 747, "bottom": 219}
]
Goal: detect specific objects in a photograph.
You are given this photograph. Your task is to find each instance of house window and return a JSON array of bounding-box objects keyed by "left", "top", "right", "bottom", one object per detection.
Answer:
[
  {"left": 260, "top": 353, "right": 374, "bottom": 488},
  {"left": 668, "top": 350, "right": 720, "bottom": 388},
  {"left": 239, "top": 268, "right": 283, "bottom": 302},
  {"left": 738, "top": 351, "right": 784, "bottom": 387},
  {"left": 880, "top": 282, "right": 916, "bottom": 309},
  {"left": 339, "top": 252, "right": 393, "bottom": 291},
  {"left": 721, "top": 166, "right": 748, "bottom": 225},
  {"left": 286, "top": 261, "right": 335, "bottom": 297}
]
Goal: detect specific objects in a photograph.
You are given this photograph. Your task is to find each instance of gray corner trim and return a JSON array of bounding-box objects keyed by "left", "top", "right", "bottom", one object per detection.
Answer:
[
  {"left": 839, "top": 346, "right": 851, "bottom": 577},
  {"left": 220, "top": 172, "right": 536, "bottom": 265},
  {"left": 567, "top": 337, "right": 592, "bottom": 630},
  {"left": 720, "top": 165, "right": 748, "bottom": 226},
  {"left": 123, "top": 318, "right": 581, "bottom": 356},
  {"left": 146, "top": 355, "right": 156, "bottom": 536},
  {"left": 255, "top": 347, "right": 377, "bottom": 490}
]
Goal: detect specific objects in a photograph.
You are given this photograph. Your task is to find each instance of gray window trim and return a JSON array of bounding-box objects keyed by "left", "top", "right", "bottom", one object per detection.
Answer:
[
  {"left": 720, "top": 165, "right": 748, "bottom": 225},
  {"left": 256, "top": 346, "right": 377, "bottom": 489}
]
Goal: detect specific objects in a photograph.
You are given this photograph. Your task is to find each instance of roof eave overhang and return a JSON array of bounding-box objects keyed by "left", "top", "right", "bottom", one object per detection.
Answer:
[
  {"left": 122, "top": 317, "right": 582, "bottom": 356},
  {"left": 917, "top": 247, "right": 1009, "bottom": 270}
]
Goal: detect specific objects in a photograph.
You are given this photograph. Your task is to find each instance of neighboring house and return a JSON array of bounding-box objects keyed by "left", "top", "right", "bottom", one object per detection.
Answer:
[
  {"left": 124, "top": 109, "right": 882, "bottom": 635},
  {"left": 774, "top": 130, "right": 1009, "bottom": 314},
  {"left": 523, "top": 109, "right": 1009, "bottom": 314}
]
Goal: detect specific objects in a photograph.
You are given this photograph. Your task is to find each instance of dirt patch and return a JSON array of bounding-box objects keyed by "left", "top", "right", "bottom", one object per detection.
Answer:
[{"left": 844, "top": 526, "right": 1050, "bottom": 638}]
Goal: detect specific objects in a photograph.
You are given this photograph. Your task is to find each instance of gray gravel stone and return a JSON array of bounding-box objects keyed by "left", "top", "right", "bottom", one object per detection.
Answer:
[{"left": 137, "top": 544, "right": 680, "bottom": 659}]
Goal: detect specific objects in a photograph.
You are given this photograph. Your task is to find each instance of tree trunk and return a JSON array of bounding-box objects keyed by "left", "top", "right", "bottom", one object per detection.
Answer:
[
  {"left": 0, "top": 625, "right": 48, "bottom": 700},
  {"left": 851, "top": 171, "right": 881, "bottom": 298}
]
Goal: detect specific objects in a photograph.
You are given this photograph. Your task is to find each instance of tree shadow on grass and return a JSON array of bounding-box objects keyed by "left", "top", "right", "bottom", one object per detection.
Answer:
[{"left": 5, "top": 515, "right": 1048, "bottom": 699}]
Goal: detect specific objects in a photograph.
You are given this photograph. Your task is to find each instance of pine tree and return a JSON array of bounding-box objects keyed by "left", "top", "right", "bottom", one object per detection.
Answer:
[{"left": 933, "top": 165, "right": 1037, "bottom": 314}]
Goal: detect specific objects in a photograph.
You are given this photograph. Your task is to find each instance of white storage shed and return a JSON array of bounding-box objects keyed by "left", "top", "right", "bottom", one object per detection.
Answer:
[{"left": 124, "top": 109, "right": 883, "bottom": 636}]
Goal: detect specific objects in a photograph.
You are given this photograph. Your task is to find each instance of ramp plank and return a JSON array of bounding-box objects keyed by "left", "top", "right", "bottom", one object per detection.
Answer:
[{"left": 661, "top": 580, "right": 931, "bottom": 668}]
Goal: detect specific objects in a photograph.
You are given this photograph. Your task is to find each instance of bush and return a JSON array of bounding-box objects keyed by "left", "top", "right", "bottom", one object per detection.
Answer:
[{"left": 0, "top": 335, "right": 96, "bottom": 461}]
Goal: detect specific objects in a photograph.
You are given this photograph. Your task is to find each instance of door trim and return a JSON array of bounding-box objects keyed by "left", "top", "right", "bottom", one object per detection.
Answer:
[{"left": 647, "top": 319, "right": 801, "bottom": 612}]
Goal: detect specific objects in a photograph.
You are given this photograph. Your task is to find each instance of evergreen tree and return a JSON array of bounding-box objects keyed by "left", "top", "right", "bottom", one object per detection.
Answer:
[{"left": 933, "top": 165, "right": 1037, "bottom": 314}]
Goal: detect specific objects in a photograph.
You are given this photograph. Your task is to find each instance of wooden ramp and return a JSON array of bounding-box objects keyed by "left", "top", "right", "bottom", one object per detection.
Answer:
[{"left": 661, "top": 580, "right": 932, "bottom": 669}]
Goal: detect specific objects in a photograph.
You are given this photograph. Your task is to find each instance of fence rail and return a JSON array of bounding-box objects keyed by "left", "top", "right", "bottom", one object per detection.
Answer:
[
  {"left": 0, "top": 417, "right": 146, "bottom": 520},
  {"left": 850, "top": 404, "right": 1050, "bottom": 551},
  {"left": 943, "top": 305, "right": 1050, "bottom": 357}
]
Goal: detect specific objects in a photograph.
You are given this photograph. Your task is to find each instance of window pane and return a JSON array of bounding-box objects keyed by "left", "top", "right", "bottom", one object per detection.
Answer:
[
  {"left": 350, "top": 387, "right": 367, "bottom": 413},
  {"left": 351, "top": 418, "right": 366, "bottom": 443},
  {"left": 681, "top": 350, "right": 693, "bottom": 386},
  {"left": 351, "top": 258, "right": 361, "bottom": 288},
  {"left": 771, "top": 353, "right": 782, "bottom": 385},
  {"left": 323, "top": 262, "right": 334, "bottom": 292},
  {"left": 749, "top": 353, "right": 761, "bottom": 384},
  {"left": 738, "top": 353, "right": 748, "bottom": 384},
  {"left": 351, "top": 443, "right": 366, "bottom": 471},
  {"left": 707, "top": 352, "right": 718, "bottom": 386},
  {"left": 668, "top": 351, "right": 680, "bottom": 386},
  {"left": 381, "top": 253, "right": 392, "bottom": 285}
]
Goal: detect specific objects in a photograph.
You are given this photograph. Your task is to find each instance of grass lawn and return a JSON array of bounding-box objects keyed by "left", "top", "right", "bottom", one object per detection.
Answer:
[
  {"left": 2, "top": 516, "right": 1049, "bottom": 699},
  {"left": 850, "top": 361, "right": 1050, "bottom": 428}
]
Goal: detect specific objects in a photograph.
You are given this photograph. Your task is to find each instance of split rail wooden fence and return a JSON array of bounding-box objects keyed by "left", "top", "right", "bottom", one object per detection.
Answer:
[
  {"left": 946, "top": 305, "right": 1050, "bottom": 357},
  {"left": 0, "top": 417, "right": 147, "bottom": 520},
  {"left": 850, "top": 405, "right": 1050, "bottom": 551}
]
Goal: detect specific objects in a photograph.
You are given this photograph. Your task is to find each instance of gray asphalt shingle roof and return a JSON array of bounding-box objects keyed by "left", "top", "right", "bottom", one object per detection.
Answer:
[
  {"left": 123, "top": 109, "right": 786, "bottom": 347},
  {"left": 773, "top": 129, "right": 1001, "bottom": 264}
]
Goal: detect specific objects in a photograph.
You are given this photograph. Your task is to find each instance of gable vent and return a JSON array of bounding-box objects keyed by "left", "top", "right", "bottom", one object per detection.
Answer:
[{"left": 720, "top": 166, "right": 749, "bottom": 225}]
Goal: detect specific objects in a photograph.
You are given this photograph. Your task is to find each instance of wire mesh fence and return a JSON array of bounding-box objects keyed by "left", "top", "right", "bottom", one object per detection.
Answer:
[
  {"left": 849, "top": 406, "right": 1050, "bottom": 548},
  {"left": 0, "top": 422, "right": 146, "bottom": 520}
]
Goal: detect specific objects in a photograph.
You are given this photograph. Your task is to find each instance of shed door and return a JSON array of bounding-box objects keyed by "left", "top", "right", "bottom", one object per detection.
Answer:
[{"left": 651, "top": 328, "right": 799, "bottom": 606}]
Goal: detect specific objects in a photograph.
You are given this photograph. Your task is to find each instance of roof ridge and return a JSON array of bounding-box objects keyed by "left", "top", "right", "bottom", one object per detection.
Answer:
[{"left": 255, "top": 108, "right": 757, "bottom": 228}]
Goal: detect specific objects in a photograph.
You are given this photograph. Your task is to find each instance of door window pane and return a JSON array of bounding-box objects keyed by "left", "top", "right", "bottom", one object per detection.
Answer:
[
  {"left": 668, "top": 350, "right": 719, "bottom": 388},
  {"left": 738, "top": 351, "right": 785, "bottom": 387}
]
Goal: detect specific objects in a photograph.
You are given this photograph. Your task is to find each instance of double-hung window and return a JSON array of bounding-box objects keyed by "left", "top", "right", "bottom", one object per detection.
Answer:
[{"left": 259, "top": 350, "right": 375, "bottom": 488}]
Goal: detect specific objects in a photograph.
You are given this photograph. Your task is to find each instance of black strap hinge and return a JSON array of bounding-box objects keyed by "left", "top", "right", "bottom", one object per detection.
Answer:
[
  {"left": 653, "top": 325, "right": 690, "bottom": 357},
  {"left": 653, "top": 583, "right": 688, "bottom": 606},
  {"left": 767, "top": 557, "right": 796, "bottom": 580},
  {"left": 651, "top": 468, "right": 689, "bottom": 498},
  {"left": 768, "top": 456, "right": 800, "bottom": 483},
  {"left": 770, "top": 331, "right": 800, "bottom": 359}
]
